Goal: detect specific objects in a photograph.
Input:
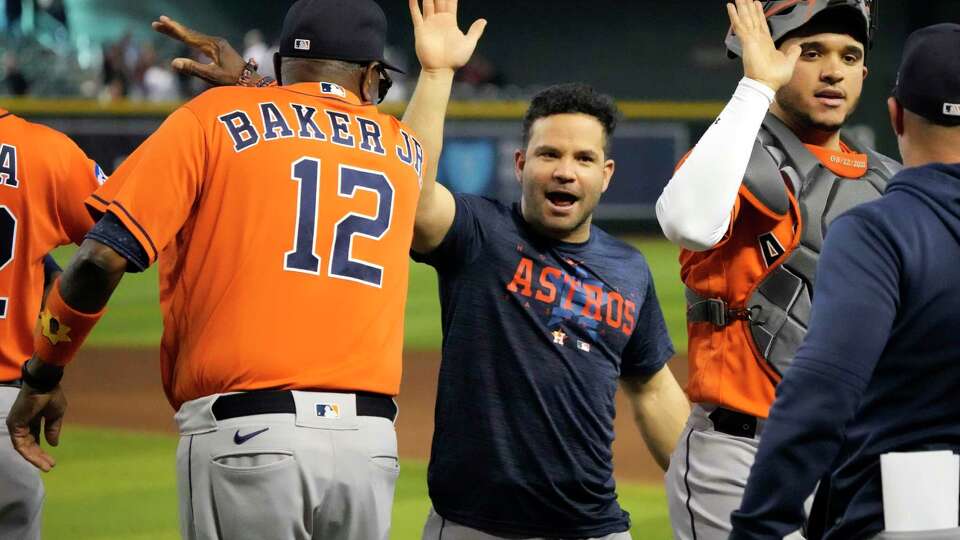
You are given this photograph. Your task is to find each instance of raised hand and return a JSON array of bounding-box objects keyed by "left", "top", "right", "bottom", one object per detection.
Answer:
[
  {"left": 6, "top": 383, "right": 67, "bottom": 472},
  {"left": 727, "top": 0, "right": 802, "bottom": 91},
  {"left": 409, "top": 0, "right": 487, "bottom": 74},
  {"left": 151, "top": 15, "right": 249, "bottom": 86}
]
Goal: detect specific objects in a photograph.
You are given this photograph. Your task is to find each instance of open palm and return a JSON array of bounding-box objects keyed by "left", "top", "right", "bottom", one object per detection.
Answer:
[
  {"left": 409, "top": 0, "right": 487, "bottom": 72},
  {"left": 727, "top": 0, "right": 801, "bottom": 91}
]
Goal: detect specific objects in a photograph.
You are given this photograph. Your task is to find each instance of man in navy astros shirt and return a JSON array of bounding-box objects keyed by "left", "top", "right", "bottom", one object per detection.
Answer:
[{"left": 402, "top": 5, "right": 689, "bottom": 536}]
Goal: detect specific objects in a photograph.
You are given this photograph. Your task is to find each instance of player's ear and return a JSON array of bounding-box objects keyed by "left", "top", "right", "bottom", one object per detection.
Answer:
[
  {"left": 359, "top": 63, "right": 378, "bottom": 104},
  {"left": 514, "top": 149, "right": 526, "bottom": 183},
  {"left": 273, "top": 53, "right": 283, "bottom": 85},
  {"left": 601, "top": 159, "right": 615, "bottom": 193},
  {"left": 888, "top": 96, "right": 904, "bottom": 137}
]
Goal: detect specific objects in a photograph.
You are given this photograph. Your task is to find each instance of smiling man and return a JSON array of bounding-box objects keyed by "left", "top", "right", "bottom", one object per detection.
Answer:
[
  {"left": 400, "top": 2, "right": 688, "bottom": 536},
  {"left": 655, "top": 1, "right": 900, "bottom": 539},
  {"left": 408, "top": 81, "right": 688, "bottom": 539}
]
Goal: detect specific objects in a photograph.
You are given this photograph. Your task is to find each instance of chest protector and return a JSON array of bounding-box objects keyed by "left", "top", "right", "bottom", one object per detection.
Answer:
[{"left": 691, "top": 113, "right": 901, "bottom": 378}]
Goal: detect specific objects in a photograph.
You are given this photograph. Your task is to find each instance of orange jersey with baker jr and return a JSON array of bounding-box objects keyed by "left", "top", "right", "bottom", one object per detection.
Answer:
[
  {"left": 87, "top": 84, "right": 425, "bottom": 408},
  {"left": 0, "top": 109, "right": 102, "bottom": 381},
  {"left": 681, "top": 142, "right": 868, "bottom": 418}
]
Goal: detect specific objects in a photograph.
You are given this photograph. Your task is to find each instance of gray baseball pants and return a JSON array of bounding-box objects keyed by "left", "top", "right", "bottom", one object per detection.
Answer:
[
  {"left": 0, "top": 385, "right": 43, "bottom": 540},
  {"left": 421, "top": 507, "right": 632, "bottom": 540},
  {"left": 666, "top": 403, "right": 809, "bottom": 540},
  {"left": 175, "top": 390, "right": 399, "bottom": 540}
]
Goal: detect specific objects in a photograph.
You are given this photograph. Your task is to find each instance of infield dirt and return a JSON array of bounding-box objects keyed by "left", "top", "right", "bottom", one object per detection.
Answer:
[{"left": 65, "top": 348, "right": 689, "bottom": 484}]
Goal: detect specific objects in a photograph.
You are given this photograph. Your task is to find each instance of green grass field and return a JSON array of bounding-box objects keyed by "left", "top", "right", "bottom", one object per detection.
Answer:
[
  {"left": 46, "top": 238, "right": 686, "bottom": 539},
  {"left": 52, "top": 237, "right": 687, "bottom": 352},
  {"left": 42, "top": 427, "right": 673, "bottom": 539}
]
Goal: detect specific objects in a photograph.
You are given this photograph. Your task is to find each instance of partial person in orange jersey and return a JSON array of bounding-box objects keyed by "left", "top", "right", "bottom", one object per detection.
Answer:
[
  {"left": 0, "top": 109, "right": 106, "bottom": 537},
  {"left": 5, "top": 1, "right": 482, "bottom": 539}
]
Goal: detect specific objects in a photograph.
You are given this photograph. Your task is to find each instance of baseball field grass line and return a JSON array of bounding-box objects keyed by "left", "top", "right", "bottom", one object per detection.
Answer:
[
  {"left": 50, "top": 236, "right": 688, "bottom": 353},
  {"left": 41, "top": 427, "right": 673, "bottom": 539}
]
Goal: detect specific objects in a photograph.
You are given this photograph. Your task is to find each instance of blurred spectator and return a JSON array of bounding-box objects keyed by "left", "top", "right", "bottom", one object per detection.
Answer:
[
  {"left": 4, "top": 0, "right": 21, "bottom": 31},
  {"left": 36, "top": 0, "right": 66, "bottom": 27},
  {"left": 3, "top": 51, "right": 28, "bottom": 95},
  {"left": 101, "top": 34, "right": 131, "bottom": 100},
  {"left": 138, "top": 43, "right": 179, "bottom": 101}
]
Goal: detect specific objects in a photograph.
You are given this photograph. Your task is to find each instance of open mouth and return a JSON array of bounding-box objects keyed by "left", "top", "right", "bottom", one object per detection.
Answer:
[
  {"left": 546, "top": 191, "right": 579, "bottom": 208},
  {"left": 814, "top": 88, "right": 846, "bottom": 107}
]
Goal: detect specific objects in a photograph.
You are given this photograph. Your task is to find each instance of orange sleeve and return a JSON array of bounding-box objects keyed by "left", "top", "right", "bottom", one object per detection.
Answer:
[
  {"left": 45, "top": 131, "right": 103, "bottom": 244},
  {"left": 103, "top": 107, "right": 206, "bottom": 265}
]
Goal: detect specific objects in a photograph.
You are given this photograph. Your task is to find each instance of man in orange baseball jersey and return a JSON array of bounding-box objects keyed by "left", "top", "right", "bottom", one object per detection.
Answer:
[
  {"left": 3, "top": 0, "right": 468, "bottom": 538},
  {"left": 656, "top": 1, "right": 900, "bottom": 539},
  {"left": 0, "top": 108, "right": 105, "bottom": 538}
]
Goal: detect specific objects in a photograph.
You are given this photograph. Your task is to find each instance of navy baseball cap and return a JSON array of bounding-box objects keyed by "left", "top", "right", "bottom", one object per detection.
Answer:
[
  {"left": 278, "top": 0, "right": 402, "bottom": 72},
  {"left": 893, "top": 23, "right": 960, "bottom": 126}
]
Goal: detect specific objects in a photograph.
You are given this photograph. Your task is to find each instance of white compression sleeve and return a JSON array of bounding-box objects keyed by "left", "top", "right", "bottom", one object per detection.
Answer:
[{"left": 656, "top": 78, "right": 776, "bottom": 252}]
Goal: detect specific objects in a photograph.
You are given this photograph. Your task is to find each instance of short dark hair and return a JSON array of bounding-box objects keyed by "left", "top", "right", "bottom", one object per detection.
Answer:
[{"left": 521, "top": 83, "right": 620, "bottom": 152}]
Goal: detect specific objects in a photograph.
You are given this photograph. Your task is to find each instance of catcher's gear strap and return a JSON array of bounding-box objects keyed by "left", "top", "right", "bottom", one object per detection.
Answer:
[
  {"left": 686, "top": 288, "right": 755, "bottom": 328},
  {"left": 32, "top": 277, "right": 105, "bottom": 367}
]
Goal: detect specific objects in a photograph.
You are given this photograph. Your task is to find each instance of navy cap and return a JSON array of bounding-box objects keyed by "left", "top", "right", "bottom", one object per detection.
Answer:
[
  {"left": 278, "top": 0, "right": 401, "bottom": 72},
  {"left": 893, "top": 23, "right": 960, "bottom": 126}
]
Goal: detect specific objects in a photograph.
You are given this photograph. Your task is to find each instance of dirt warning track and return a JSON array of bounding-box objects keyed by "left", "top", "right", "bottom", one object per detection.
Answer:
[{"left": 65, "top": 348, "right": 689, "bottom": 484}]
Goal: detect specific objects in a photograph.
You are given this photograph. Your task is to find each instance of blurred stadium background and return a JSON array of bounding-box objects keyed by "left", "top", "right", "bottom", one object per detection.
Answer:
[{"left": 3, "top": 0, "right": 958, "bottom": 538}]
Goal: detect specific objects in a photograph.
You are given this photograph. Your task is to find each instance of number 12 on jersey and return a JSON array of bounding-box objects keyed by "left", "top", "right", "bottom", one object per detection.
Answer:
[{"left": 284, "top": 157, "right": 394, "bottom": 288}]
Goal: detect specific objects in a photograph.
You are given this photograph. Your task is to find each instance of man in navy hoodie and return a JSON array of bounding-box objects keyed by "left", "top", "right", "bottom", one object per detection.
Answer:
[{"left": 729, "top": 23, "right": 960, "bottom": 540}]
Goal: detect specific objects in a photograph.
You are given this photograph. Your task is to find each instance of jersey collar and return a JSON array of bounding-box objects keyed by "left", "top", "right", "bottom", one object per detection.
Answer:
[{"left": 281, "top": 82, "right": 365, "bottom": 106}]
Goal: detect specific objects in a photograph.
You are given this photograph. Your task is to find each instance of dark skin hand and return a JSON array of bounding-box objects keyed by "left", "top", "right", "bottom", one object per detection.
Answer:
[
  {"left": 151, "top": 15, "right": 251, "bottom": 86},
  {"left": 7, "top": 240, "right": 127, "bottom": 471}
]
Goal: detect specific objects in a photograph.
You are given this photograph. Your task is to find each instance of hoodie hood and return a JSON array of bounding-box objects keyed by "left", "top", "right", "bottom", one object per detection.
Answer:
[{"left": 886, "top": 163, "right": 960, "bottom": 240}]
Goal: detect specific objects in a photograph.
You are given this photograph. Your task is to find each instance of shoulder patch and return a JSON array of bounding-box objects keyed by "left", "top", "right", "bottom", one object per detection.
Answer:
[{"left": 758, "top": 231, "right": 786, "bottom": 268}]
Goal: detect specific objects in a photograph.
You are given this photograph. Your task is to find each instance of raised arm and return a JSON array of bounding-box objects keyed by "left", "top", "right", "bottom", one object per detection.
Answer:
[
  {"left": 656, "top": 0, "right": 801, "bottom": 251},
  {"left": 404, "top": 0, "right": 486, "bottom": 254}
]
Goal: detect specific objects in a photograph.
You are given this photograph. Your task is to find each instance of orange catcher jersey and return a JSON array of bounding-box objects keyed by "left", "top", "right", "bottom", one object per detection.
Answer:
[
  {"left": 681, "top": 142, "right": 868, "bottom": 418},
  {"left": 88, "top": 83, "right": 424, "bottom": 408},
  {"left": 0, "top": 109, "right": 103, "bottom": 380}
]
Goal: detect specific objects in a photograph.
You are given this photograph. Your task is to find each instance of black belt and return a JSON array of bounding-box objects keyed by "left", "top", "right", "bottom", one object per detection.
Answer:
[
  {"left": 0, "top": 378, "right": 22, "bottom": 388},
  {"left": 211, "top": 390, "right": 397, "bottom": 422},
  {"left": 708, "top": 407, "right": 759, "bottom": 438}
]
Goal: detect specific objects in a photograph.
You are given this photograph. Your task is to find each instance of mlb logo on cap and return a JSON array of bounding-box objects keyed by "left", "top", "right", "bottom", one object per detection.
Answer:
[
  {"left": 294, "top": 39, "right": 311, "bottom": 51},
  {"left": 316, "top": 403, "right": 341, "bottom": 418},
  {"left": 945, "top": 103, "right": 960, "bottom": 117}
]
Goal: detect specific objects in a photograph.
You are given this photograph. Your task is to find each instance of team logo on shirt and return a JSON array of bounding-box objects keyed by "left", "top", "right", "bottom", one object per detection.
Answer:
[
  {"left": 507, "top": 254, "right": 639, "bottom": 349},
  {"left": 316, "top": 403, "right": 341, "bottom": 418},
  {"left": 758, "top": 231, "right": 786, "bottom": 268}
]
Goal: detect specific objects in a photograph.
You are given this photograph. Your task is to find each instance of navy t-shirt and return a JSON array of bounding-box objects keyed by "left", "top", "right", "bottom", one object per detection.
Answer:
[{"left": 412, "top": 194, "right": 674, "bottom": 537}]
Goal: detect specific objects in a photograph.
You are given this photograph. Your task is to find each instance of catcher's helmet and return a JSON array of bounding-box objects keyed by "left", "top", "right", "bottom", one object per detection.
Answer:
[{"left": 725, "top": 0, "right": 878, "bottom": 58}]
